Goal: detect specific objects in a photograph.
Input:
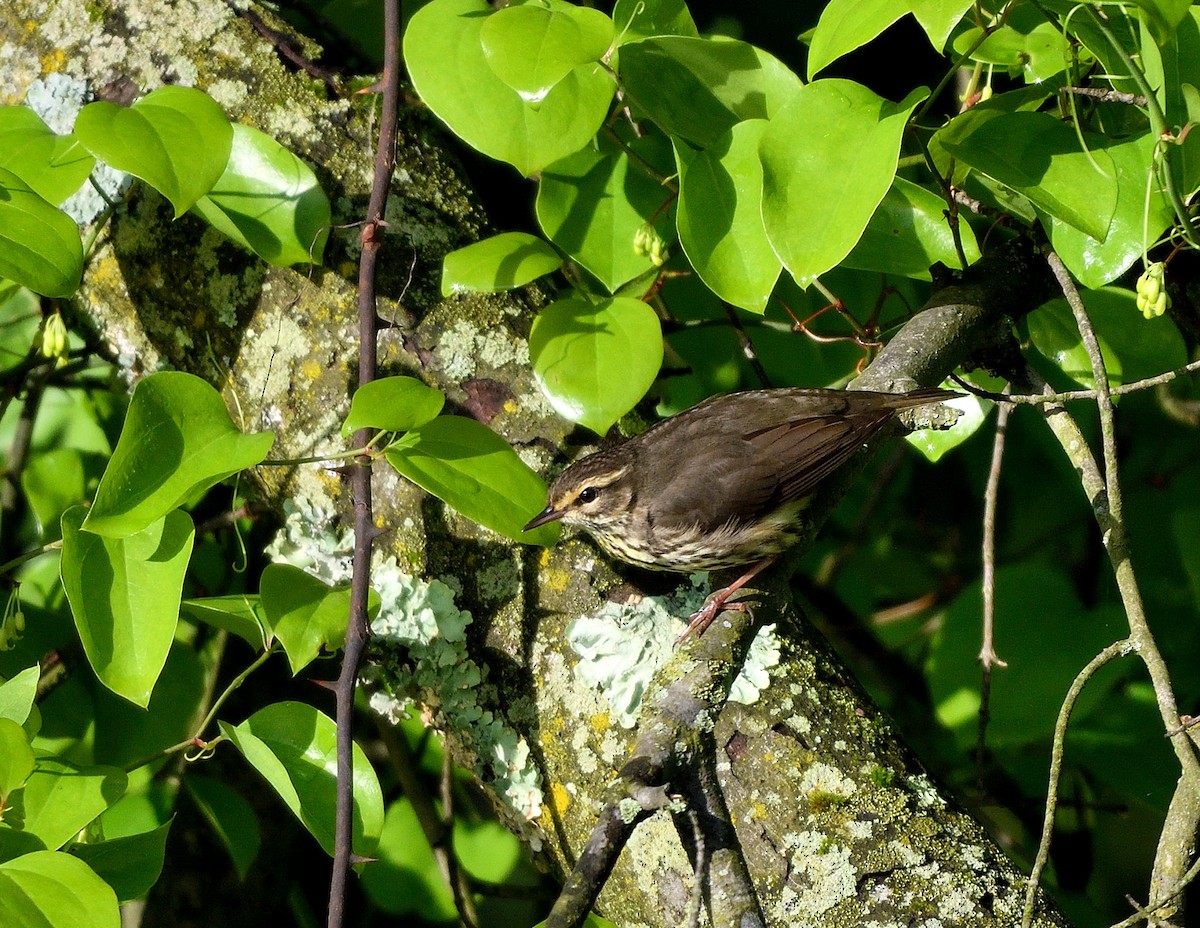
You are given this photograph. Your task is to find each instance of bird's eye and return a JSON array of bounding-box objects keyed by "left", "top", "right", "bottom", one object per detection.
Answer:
[{"left": 578, "top": 487, "right": 599, "bottom": 504}]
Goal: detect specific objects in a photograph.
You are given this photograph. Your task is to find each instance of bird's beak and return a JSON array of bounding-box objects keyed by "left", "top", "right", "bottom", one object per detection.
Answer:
[{"left": 523, "top": 504, "right": 564, "bottom": 532}]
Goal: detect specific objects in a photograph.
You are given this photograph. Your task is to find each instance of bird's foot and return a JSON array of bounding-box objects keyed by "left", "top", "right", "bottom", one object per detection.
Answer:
[{"left": 677, "top": 592, "right": 749, "bottom": 643}]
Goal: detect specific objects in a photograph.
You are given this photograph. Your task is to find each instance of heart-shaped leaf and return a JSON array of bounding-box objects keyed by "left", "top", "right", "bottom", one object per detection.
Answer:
[
  {"left": 480, "top": 3, "right": 613, "bottom": 102},
  {"left": 61, "top": 507, "right": 194, "bottom": 707},
  {"left": 385, "top": 417, "right": 558, "bottom": 544},
  {"left": 341, "top": 376, "right": 444, "bottom": 436},
  {"left": 260, "top": 564, "right": 365, "bottom": 675},
  {"left": 220, "top": 701, "right": 383, "bottom": 858},
  {"left": 760, "top": 80, "right": 926, "bottom": 284},
  {"left": 529, "top": 295, "right": 662, "bottom": 435},
  {"left": 83, "top": 371, "right": 274, "bottom": 538},
  {"left": 441, "top": 232, "right": 562, "bottom": 296},
  {"left": 190, "top": 124, "right": 330, "bottom": 266},
  {"left": 405, "top": 0, "right": 614, "bottom": 177},
  {"left": 0, "top": 851, "right": 119, "bottom": 928},
  {"left": 74, "top": 86, "right": 232, "bottom": 217},
  {"left": 675, "top": 120, "right": 781, "bottom": 313},
  {"left": 0, "top": 106, "right": 95, "bottom": 205},
  {"left": 0, "top": 167, "right": 83, "bottom": 298}
]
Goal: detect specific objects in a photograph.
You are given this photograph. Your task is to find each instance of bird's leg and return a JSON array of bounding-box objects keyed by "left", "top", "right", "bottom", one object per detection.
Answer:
[{"left": 678, "top": 555, "right": 778, "bottom": 643}]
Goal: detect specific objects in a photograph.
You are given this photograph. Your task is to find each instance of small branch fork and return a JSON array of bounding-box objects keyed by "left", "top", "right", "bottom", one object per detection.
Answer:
[
  {"left": 1016, "top": 249, "right": 1200, "bottom": 928},
  {"left": 544, "top": 601, "right": 767, "bottom": 928},
  {"left": 326, "top": 1, "right": 401, "bottom": 925}
]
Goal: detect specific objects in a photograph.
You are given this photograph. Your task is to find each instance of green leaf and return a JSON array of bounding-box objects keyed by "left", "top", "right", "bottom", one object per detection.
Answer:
[
  {"left": 618, "top": 36, "right": 802, "bottom": 147},
  {"left": 180, "top": 595, "right": 270, "bottom": 649},
  {"left": 675, "top": 120, "right": 781, "bottom": 313},
  {"left": 259, "top": 564, "right": 353, "bottom": 675},
  {"left": 480, "top": 4, "right": 613, "bottom": 103},
  {"left": 22, "top": 448, "right": 86, "bottom": 541},
  {"left": 220, "top": 701, "right": 383, "bottom": 858},
  {"left": 83, "top": 371, "right": 274, "bottom": 537},
  {"left": 454, "top": 817, "right": 522, "bottom": 883},
  {"left": 929, "top": 565, "right": 1124, "bottom": 748},
  {"left": 73, "top": 86, "right": 233, "bottom": 217},
  {"left": 341, "top": 376, "right": 445, "bottom": 436},
  {"left": 60, "top": 508, "right": 194, "bottom": 707},
  {"left": 385, "top": 416, "right": 558, "bottom": 544},
  {"left": 404, "top": 0, "right": 614, "bottom": 177},
  {"left": 1034, "top": 288, "right": 1186, "bottom": 385},
  {"left": 1026, "top": 299, "right": 1123, "bottom": 390},
  {"left": 92, "top": 644, "right": 206, "bottom": 769},
  {"left": 529, "top": 296, "right": 662, "bottom": 435},
  {"left": 807, "top": 0, "right": 908, "bottom": 79},
  {"left": 0, "top": 851, "right": 120, "bottom": 928},
  {"left": 18, "top": 760, "right": 127, "bottom": 850},
  {"left": 1047, "top": 133, "right": 1175, "bottom": 289},
  {"left": 760, "top": 80, "right": 926, "bottom": 285},
  {"left": 0, "top": 719, "right": 34, "bottom": 801},
  {"left": 844, "top": 175, "right": 980, "bottom": 278},
  {"left": 936, "top": 111, "right": 1117, "bottom": 242},
  {"left": 185, "top": 775, "right": 260, "bottom": 879},
  {"left": 1130, "top": 0, "right": 1193, "bottom": 46},
  {"left": 909, "top": 0, "right": 977, "bottom": 50},
  {"left": 189, "top": 124, "right": 329, "bottom": 267},
  {"left": 536, "top": 135, "right": 675, "bottom": 293},
  {"left": 952, "top": 7, "right": 1072, "bottom": 82},
  {"left": 0, "top": 168, "right": 83, "bottom": 298},
  {"left": 612, "top": 0, "right": 698, "bottom": 43},
  {"left": 0, "top": 666, "right": 39, "bottom": 726},
  {"left": 67, "top": 821, "right": 170, "bottom": 903},
  {"left": 0, "top": 830, "right": 45, "bottom": 865},
  {"left": 440, "top": 232, "right": 562, "bottom": 297},
  {"left": 0, "top": 106, "right": 95, "bottom": 205},
  {"left": 0, "top": 284, "right": 41, "bottom": 374},
  {"left": 360, "top": 798, "right": 457, "bottom": 919}
]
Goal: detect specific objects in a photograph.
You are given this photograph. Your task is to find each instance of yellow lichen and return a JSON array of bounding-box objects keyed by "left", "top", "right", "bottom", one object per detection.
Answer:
[{"left": 547, "top": 781, "right": 571, "bottom": 817}]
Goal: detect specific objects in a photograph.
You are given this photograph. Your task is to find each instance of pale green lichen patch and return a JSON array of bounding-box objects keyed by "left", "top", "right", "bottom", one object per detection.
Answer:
[
  {"left": 566, "top": 575, "right": 781, "bottom": 727},
  {"left": 268, "top": 496, "right": 543, "bottom": 823},
  {"left": 476, "top": 557, "right": 519, "bottom": 602},
  {"left": 800, "top": 761, "right": 857, "bottom": 802},
  {"left": 617, "top": 797, "right": 642, "bottom": 824},
  {"left": 776, "top": 830, "right": 856, "bottom": 919},
  {"left": 434, "top": 318, "right": 530, "bottom": 381}
]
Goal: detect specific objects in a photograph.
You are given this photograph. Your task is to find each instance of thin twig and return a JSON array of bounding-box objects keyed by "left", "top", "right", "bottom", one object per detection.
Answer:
[
  {"left": 1021, "top": 640, "right": 1133, "bottom": 928},
  {"left": 721, "top": 303, "right": 771, "bottom": 388},
  {"left": 326, "top": 0, "right": 401, "bottom": 924},
  {"left": 0, "top": 371, "right": 47, "bottom": 554},
  {"left": 124, "top": 646, "right": 276, "bottom": 773},
  {"left": 1062, "top": 85, "right": 1147, "bottom": 106},
  {"left": 953, "top": 354, "right": 1200, "bottom": 406},
  {"left": 975, "top": 398, "right": 1010, "bottom": 788}
]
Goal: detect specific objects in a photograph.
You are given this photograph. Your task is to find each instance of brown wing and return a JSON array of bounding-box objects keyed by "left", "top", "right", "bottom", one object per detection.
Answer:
[
  {"left": 635, "top": 404, "right": 781, "bottom": 534},
  {"left": 745, "top": 410, "right": 897, "bottom": 505}
]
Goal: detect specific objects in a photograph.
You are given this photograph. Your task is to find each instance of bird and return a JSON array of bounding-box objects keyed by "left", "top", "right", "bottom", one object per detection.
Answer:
[{"left": 523, "top": 386, "right": 959, "bottom": 640}]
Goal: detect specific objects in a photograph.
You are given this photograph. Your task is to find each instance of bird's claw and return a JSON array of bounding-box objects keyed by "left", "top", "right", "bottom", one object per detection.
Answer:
[{"left": 677, "top": 595, "right": 749, "bottom": 644}]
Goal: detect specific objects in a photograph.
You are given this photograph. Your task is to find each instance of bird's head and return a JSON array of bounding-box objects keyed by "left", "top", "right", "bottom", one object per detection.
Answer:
[{"left": 523, "top": 449, "right": 636, "bottom": 534}]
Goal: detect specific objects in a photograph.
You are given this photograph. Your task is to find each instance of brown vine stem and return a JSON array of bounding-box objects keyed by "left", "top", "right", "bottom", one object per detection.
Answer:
[{"left": 326, "top": 0, "right": 401, "bottom": 924}]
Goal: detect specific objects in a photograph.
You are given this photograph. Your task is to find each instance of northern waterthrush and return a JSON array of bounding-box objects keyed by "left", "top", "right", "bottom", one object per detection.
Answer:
[{"left": 523, "top": 387, "right": 958, "bottom": 639}]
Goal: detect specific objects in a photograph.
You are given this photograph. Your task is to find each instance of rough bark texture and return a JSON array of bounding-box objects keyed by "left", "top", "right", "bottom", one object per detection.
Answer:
[{"left": 3, "top": 2, "right": 1072, "bottom": 925}]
